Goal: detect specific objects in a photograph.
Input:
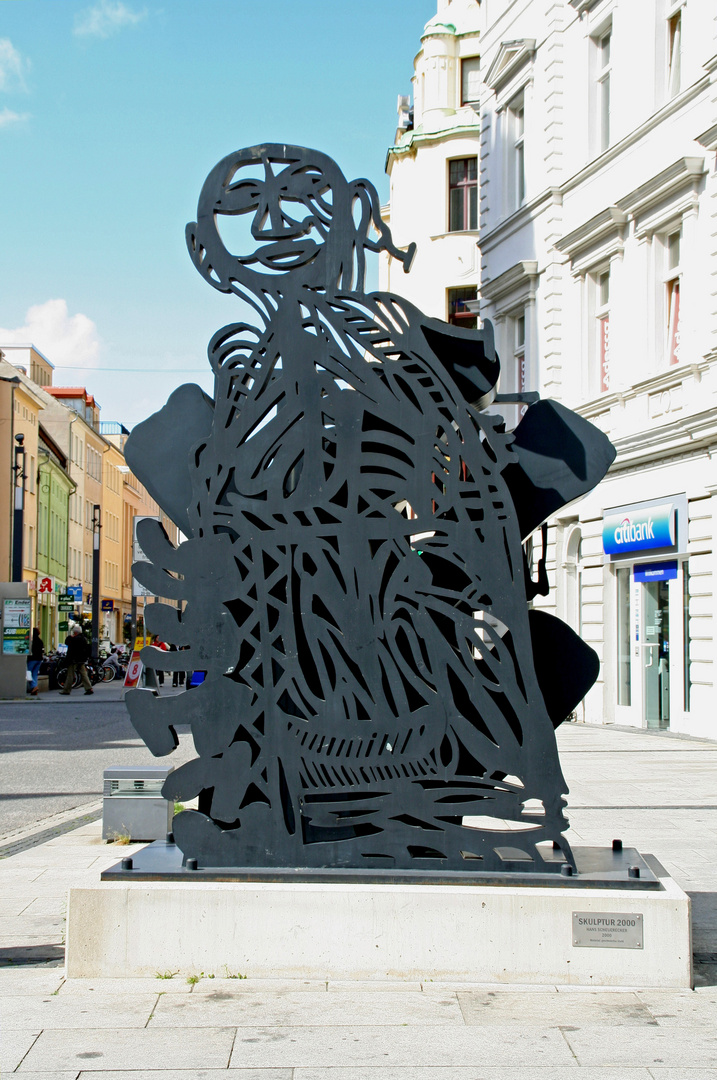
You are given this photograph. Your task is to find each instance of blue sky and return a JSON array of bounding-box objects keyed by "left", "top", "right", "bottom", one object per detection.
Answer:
[{"left": 1, "top": 0, "right": 435, "bottom": 425}]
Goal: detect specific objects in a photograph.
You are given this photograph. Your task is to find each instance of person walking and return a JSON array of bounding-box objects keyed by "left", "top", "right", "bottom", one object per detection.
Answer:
[
  {"left": 26, "top": 628, "right": 44, "bottom": 696},
  {"left": 60, "top": 625, "right": 93, "bottom": 695}
]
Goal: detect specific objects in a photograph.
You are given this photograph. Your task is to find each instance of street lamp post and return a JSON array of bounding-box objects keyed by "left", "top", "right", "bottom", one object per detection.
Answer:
[
  {"left": 92, "top": 503, "right": 101, "bottom": 659},
  {"left": 12, "top": 433, "right": 26, "bottom": 582}
]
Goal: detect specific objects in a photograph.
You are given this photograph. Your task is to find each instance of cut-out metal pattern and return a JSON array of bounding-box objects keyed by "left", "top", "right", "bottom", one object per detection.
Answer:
[{"left": 125, "top": 145, "right": 616, "bottom": 871}]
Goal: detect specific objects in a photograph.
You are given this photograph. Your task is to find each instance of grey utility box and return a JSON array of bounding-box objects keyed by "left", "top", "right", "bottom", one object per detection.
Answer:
[{"left": 102, "top": 765, "right": 174, "bottom": 842}]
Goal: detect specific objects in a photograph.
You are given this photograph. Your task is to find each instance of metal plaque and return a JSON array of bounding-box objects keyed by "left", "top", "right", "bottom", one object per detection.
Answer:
[{"left": 573, "top": 911, "right": 643, "bottom": 949}]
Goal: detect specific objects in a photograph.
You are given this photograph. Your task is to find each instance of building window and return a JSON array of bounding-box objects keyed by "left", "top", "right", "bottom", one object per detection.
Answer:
[
  {"left": 594, "top": 27, "right": 611, "bottom": 153},
  {"left": 448, "top": 158, "right": 477, "bottom": 231},
  {"left": 596, "top": 268, "right": 610, "bottom": 392},
  {"left": 667, "top": 6, "right": 682, "bottom": 98},
  {"left": 665, "top": 229, "right": 681, "bottom": 366},
  {"left": 447, "top": 287, "right": 478, "bottom": 329},
  {"left": 617, "top": 567, "right": 631, "bottom": 706},
  {"left": 508, "top": 96, "right": 525, "bottom": 208},
  {"left": 514, "top": 309, "right": 526, "bottom": 396},
  {"left": 461, "top": 56, "right": 480, "bottom": 105}
]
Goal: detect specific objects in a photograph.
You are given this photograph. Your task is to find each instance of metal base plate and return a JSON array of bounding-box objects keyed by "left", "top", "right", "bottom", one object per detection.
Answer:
[{"left": 101, "top": 842, "right": 662, "bottom": 890}]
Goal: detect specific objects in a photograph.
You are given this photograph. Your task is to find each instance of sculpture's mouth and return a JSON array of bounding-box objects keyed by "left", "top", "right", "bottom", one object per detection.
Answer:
[{"left": 245, "top": 239, "right": 321, "bottom": 272}]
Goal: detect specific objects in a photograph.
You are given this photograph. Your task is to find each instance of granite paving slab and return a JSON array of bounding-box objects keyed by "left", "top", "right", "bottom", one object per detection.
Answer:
[
  {"left": 0, "top": 970, "right": 65, "bottom": 996},
  {"left": 59, "top": 977, "right": 192, "bottom": 995},
  {"left": 1, "top": 991, "right": 158, "bottom": 1029},
  {"left": 294, "top": 1070, "right": 653, "bottom": 1080},
  {"left": 636, "top": 988, "right": 717, "bottom": 1025},
  {"left": 0, "top": 1030, "right": 41, "bottom": 1072},
  {"left": 457, "top": 990, "right": 657, "bottom": 1026},
  {"left": 228, "top": 1025, "right": 576, "bottom": 1069},
  {"left": 149, "top": 989, "right": 464, "bottom": 1028},
  {"left": 188, "top": 979, "right": 327, "bottom": 994},
  {"left": 18, "top": 1028, "right": 237, "bottom": 1072},
  {"left": 562, "top": 1025, "right": 717, "bottom": 1068}
]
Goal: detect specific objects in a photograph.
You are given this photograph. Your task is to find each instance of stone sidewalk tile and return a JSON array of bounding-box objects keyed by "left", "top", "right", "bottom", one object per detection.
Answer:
[
  {"left": 59, "top": 977, "right": 192, "bottom": 995},
  {"left": 18, "top": 1027, "right": 237, "bottom": 1072},
  {"left": 422, "top": 982, "right": 559, "bottom": 993},
  {"left": 189, "top": 978, "right": 326, "bottom": 993},
  {"left": 10, "top": 1074, "right": 80, "bottom": 1080},
  {"left": 294, "top": 1070, "right": 654, "bottom": 1080},
  {"left": 0, "top": 1030, "right": 41, "bottom": 1072},
  {"left": 636, "top": 988, "right": 717, "bottom": 1025},
  {"left": 0, "top": 913, "right": 64, "bottom": 934},
  {"left": 228, "top": 1026, "right": 576, "bottom": 1069},
  {"left": 327, "top": 980, "right": 422, "bottom": 991},
  {"left": 562, "top": 1026, "right": 717, "bottom": 1068},
  {"left": 0, "top": 897, "right": 35, "bottom": 916},
  {"left": 17, "top": 896, "right": 68, "bottom": 916},
  {"left": 651, "top": 1071, "right": 717, "bottom": 1079},
  {"left": 456, "top": 989, "right": 657, "bottom": 1026},
  {"left": 0, "top": 970, "right": 64, "bottom": 996},
  {"left": 149, "top": 989, "right": 464, "bottom": 1028},
  {"left": 78, "top": 1072, "right": 293, "bottom": 1080},
  {"left": 1, "top": 991, "right": 158, "bottom": 1029}
]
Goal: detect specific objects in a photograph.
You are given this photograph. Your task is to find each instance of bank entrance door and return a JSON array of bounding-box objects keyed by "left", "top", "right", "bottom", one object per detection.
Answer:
[{"left": 642, "top": 580, "right": 670, "bottom": 729}]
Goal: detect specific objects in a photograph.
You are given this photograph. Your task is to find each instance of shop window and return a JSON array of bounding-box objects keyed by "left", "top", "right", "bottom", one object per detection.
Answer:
[
  {"left": 447, "top": 287, "right": 478, "bottom": 329},
  {"left": 461, "top": 56, "right": 481, "bottom": 105},
  {"left": 665, "top": 229, "right": 681, "bottom": 366},
  {"left": 448, "top": 158, "right": 478, "bottom": 231},
  {"left": 667, "top": 5, "right": 682, "bottom": 98},
  {"left": 617, "top": 567, "right": 631, "bottom": 706},
  {"left": 593, "top": 26, "right": 611, "bottom": 153},
  {"left": 683, "top": 561, "right": 691, "bottom": 711}
]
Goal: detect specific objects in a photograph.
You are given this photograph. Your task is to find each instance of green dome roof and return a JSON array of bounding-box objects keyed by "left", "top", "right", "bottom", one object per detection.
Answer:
[{"left": 422, "top": 16, "right": 457, "bottom": 37}]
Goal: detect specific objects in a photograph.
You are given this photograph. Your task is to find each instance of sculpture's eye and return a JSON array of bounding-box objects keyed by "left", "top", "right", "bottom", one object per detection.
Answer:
[{"left": 219, "top": 179, "right": 263, "bottom": 217}]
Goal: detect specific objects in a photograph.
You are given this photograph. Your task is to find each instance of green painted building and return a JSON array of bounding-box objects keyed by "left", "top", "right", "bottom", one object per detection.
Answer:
[{"left": 36, "top": 425, "right": 74, "bottom": 651}]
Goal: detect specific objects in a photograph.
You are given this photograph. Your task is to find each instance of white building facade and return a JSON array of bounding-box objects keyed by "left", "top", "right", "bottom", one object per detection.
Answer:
[{"left": 383, "top": 0, "right": 717, "bottom": 738}]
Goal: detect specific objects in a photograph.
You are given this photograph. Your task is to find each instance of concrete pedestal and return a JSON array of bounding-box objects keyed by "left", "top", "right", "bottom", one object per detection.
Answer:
[{"left": 66, "top": 855, "right": 691, "bottom": 987}]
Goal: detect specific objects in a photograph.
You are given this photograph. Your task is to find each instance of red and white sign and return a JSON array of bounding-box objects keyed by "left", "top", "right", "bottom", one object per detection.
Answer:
[
  {"left": 37, "top": 576, "right": 54, "bottom": 594},
  {"left": 123, "top": 650, "right": 143, "bottom": 690}
]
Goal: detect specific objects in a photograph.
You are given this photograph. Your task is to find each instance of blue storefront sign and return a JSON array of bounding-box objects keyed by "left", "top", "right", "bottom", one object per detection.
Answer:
[
  {"left": 633, "top": 560, "right": 678, "bottom": 583},
  {"left": 67, "top": 585, "right": 83, "bottom": 602},
  {"left": 602, "top": 503, "right": 675, "bottom": 555},
  {"left": 101, "top": 599, "right": 114, "bottom": 612}
]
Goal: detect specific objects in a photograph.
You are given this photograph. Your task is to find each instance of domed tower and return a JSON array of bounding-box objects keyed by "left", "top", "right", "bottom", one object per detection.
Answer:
[{"left": 380, "top": 0, "right": 481, "bottom": 324}]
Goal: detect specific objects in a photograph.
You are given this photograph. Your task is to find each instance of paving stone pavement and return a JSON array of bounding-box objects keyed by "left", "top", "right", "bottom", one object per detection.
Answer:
[{"left": 0, "top": 722, "right": 716, "bottom": 1077}]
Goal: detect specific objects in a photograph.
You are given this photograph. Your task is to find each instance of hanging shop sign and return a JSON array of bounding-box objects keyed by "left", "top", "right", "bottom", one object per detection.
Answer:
[
  {"left": 633, "top": 560, "right": 678, "bottom": 583},
  {"left": 603, "top": 502, "right": 675, "bottom": 556},
  {"left": 37, "top": 575, "right": 54, "bottom": 595},
  {"left": 101, "top": 599, "right": 114, "bottom": 612},
  {"left": 2, "top": 597, "right": 32, "bottom": 655},
  {"left": 67, "top": 585, "right": 83, "bottom": 602}
]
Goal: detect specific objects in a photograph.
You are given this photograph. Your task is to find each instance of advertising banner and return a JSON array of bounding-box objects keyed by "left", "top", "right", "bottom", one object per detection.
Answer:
[
  {"left": 603, "top": 503, "right": 675, "bottom": 555},
  {"left": 123, "top": 650, "right": 143, "bottom": 690},
  {"left": 2, "top": 598, "right": 32, "bottom": 654}
]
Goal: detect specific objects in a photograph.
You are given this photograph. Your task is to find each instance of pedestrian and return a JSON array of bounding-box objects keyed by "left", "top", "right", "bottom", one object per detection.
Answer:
[
  {"left": 170, "top": 643, "right": 185, "bottom": 687},
  {"left": 60, "top": 625, "right": 93, "bottom": 695},
  {"left": 26, "top": 627, "right": 43, "bottom": 696},
  {"left": 152, "top": 636, "right": 168, "bottom": 686}
]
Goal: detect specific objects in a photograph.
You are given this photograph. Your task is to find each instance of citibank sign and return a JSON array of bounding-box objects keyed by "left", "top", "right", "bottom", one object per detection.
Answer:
[{"left": 602, "top": 503, "right": 675, "bottom": 555}]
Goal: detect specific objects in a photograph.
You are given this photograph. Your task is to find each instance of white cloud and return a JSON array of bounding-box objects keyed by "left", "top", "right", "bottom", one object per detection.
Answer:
[
  {"left": 0, "top": 300, "right": 101, "bottom": 369},
  {"left": 0, "top": 107, "right": 29, "bottom": 128},
  {"left": 74, "top": 0, "right": 147, "bottom": 39},
  {"left": 0, "top": 38, "right": 29, "bottom": 92}
]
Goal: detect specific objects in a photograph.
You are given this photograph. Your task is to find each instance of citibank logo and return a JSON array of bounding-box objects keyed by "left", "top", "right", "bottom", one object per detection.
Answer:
[
  {"left": 613, "top": 516, "right": 655, "bottom": 546},
  {"left": 603, "top": 503, "right": 675, "bottom": 555}
]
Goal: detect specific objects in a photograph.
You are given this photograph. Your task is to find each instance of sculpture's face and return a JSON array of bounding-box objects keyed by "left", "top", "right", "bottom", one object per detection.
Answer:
[{"left": 214, "top": 149, "right": 339, "bottom": 278}]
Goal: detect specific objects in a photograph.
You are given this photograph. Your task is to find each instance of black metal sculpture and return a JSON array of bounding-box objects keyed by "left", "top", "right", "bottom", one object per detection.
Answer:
[{"left": 125, "top": 144, "right": 615, "bottom": 872}]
